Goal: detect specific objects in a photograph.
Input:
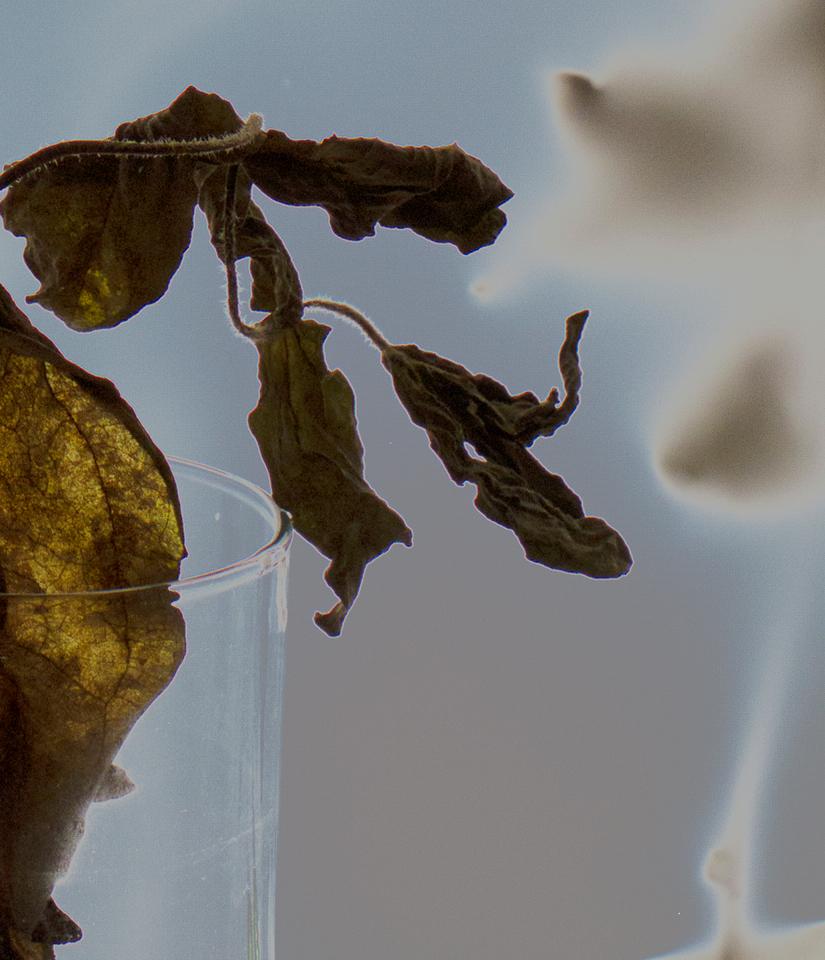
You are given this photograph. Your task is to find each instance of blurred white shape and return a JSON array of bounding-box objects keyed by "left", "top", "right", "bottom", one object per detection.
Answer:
[
  {"left": 646, "top": 923, "right": 825, "bottom": 960},
  {"left": 652, "top": 337, "right": 823, "bottom": 513},
  {"left": 553, "top": 67, "right": 763, "bottom": 217},
  {"left": 473, "top": 0, "right": 825, "bottom": 511},
  {"left": 643, "top": 553, "right": 825, "bottom": 960},
  {"left": 471, "top": 0, "right": 825, "bottom": 293}
]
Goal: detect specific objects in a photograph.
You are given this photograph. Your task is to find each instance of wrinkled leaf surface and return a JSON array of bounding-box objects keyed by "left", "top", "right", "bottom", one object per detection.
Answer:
[
  {"left": 245, "top": 131, "right": 513, "bottom": 253},
  {"left": 378, "top": 312, "right": 632, "bottom": 578},
  {"left": 114, "top": 84, "right": 243, "bottom": 143}
]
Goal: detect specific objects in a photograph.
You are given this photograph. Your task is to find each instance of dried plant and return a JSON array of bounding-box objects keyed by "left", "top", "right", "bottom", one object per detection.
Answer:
[{"left": 0, "top": 86, "right": 630, "bottom": 955}]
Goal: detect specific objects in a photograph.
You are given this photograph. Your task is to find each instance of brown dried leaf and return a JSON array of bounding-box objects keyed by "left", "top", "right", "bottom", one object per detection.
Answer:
[
  {"left": 244, "top": 130, "right": 513, "bottom": 253},
  {"left": 378, "top": 311, "right": 632, "bottom": 578},
  {"left": 0, "top": 88, "right": 249, "bottom": 333},
  {"left": 0, "top": 286, "right": 186, "bottom": 952},
  {"left": 249, "top": 318, "right": 411, "bottom": 635},
  {"left": 114, "top": 85, "right": 244, "bottom": 143},
  {"left": 5, "top": 927, "right": 53, "bottom": 960},
  {"left": 0, "top": 149, "right": 200, "bottom": 332},
  {"left": 0, "top": 85, "right": 513, "bottom": 329}
]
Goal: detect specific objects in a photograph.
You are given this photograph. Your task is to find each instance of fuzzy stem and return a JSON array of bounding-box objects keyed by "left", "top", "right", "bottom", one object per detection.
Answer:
[
  {"left": 222, "top": 164, "right": 245, "bottom": 337},
  {"left": 220, "top": 164, "right": 276, "bottom": 342},
  {"left": 302, "top": 298, "right": 390, "bottom": 350},
  {"left": 0, "top": 114, "right": 265, "bottom": 191}
]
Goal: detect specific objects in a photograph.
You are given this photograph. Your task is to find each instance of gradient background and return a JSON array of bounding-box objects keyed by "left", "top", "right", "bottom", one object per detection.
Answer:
[{"left": 4, "top": 2, "right": 825, "bottom": 957}]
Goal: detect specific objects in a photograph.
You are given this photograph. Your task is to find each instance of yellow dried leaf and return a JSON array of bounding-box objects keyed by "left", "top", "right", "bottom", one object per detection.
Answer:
[{"left": 0, "top": 285, "right": 185, "bottom": 953}]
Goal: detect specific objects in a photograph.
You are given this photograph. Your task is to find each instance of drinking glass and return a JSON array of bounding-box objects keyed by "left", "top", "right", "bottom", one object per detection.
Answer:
[{"left": 3, "top": 457, "right": 292, "bottom": 960}]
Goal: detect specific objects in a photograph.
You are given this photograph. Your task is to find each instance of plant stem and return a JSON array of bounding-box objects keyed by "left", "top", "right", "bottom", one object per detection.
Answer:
[
  {"left": 302, "top": 298, "right": 389, "bottom": 350},
  {"left": 0, "top": 115, "right": 265, "bottom": 192}
]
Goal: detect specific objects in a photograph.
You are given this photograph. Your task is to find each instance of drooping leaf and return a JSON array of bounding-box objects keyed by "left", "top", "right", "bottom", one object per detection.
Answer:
[
  {"left": 0, "top": 150, "right": 199, "bottom": 332},
  {"left": 249, "top": 318, "right": 411, "bottom": 636},
  {"left": 377, "top": 311, "right": 632, "bottom": 578},
  {"left": 0, "top": 285, "right": 186, "bottom": 954},
  {"left": 0, "top": 84, "right": 512, "bottom": 335},
  {"left": 0, "top": 87, "right": 259, "bottom": 333},
  {"left": 203, "top": 161, "right": 409, "bottom": 635},
  {"left": 244, "top": 131, "right": 513, "bottom": 253}
]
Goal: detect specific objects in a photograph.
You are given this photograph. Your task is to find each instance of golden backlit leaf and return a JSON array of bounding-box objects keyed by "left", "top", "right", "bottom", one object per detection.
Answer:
[
  {"left": 244, "top": 130, "right": 513, "bottom": 253},
  {"left": 249, "top": 318, "right": 411, "bottom": 636},
  {"left": 0, "top": 286, "right": 185, "bottom": 954},
  {"left": 378, "top": 312, "right": 632, "bottom": 578}
]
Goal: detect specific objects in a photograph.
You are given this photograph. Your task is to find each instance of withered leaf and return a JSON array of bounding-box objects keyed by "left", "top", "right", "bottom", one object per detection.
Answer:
[
  {"left": 0, "top": 285, "right": 186, "bottom": 954},
  {"left": 377, "top": 311, "right": 632, "bottom": 578},
  {"left": 244, "top": 130, "right": 513, "bottom": 253},
  {"left": 114, "top": 84, "right": 244, "bottom": 143},
  {"left": 0, "top": 84, "right": 511, "bottom": 335},
  {"left": 249, "top": 317, "right": 411, "bottom": 636},
  {"left": 0, "top": 149, "right": 199, "bottom": 332},
  {"left": 0, "top": 87, "right": 258, "bottom": 333}
]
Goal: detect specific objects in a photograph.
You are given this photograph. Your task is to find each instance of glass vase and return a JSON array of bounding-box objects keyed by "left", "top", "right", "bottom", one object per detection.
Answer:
[{"left": 1, "top": 457, "right": 292, "bottom": 960}]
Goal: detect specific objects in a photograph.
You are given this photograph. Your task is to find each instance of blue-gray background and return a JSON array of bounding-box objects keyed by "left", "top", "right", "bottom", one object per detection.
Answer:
[{"left": 4, "top": 2, "right": 825, "bottom": 957}]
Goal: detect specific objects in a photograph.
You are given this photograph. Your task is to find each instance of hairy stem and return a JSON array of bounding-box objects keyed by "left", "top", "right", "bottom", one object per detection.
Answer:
[
  {"left": 0, "top": 115, "right": 265, "bottom": 192},
  {"left": 219, "top": 165, "right": 278, "bottom": 341},
  {"left": 222, "top": 164, "right": 246, "bottom": 338},
  {"left": 302, "top": 298, "right": 390, "bottom": 350}
]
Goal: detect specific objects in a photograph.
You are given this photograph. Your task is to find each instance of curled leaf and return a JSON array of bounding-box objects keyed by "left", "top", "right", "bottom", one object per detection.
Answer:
[
  {"left": 244, "top": 131, "right": 513, "bottom": 253},
  {"left": 0, "top": 285, "right": 186, "bottom": 953},
  {"left": 376, "top": 311, "right": 631, "bottom": 578},
  {"left": 249, "top": 318, "right": 411, "bottom": 635}
]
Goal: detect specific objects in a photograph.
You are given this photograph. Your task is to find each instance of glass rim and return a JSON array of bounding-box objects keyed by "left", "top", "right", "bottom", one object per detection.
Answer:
[{"left": 0, "top": 455, "right": 292, "bottom": 599}]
